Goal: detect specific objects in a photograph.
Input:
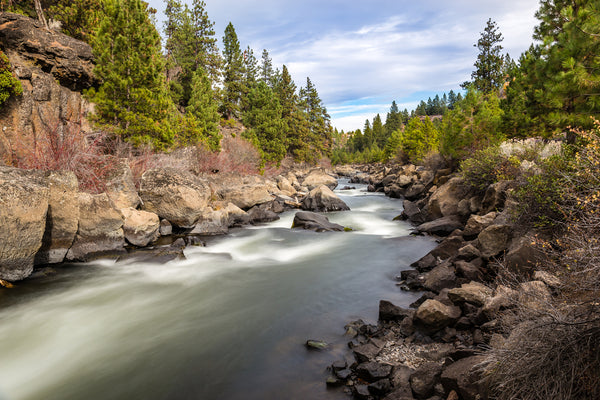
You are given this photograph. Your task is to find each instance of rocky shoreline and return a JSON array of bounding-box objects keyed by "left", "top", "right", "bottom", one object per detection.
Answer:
[
  {"left": 0, "top": 164, "right": 351, "bottom": 283},
  {"left": 324, "top": 163, "right": 549, "bottom": 400}
]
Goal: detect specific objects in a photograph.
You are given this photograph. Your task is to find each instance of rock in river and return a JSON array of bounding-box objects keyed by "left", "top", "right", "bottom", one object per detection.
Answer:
[
  {"left": 292, "top": 211, "right": 345, "bottom": 232},
  {"left": 301, "top": 185, "right": 350, "bottom": 212}
]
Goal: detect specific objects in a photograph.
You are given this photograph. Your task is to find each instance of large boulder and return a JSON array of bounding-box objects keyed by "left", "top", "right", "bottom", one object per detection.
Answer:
[
  {"left": 0, "top": 167, "right": 49, "bottom": 281},
  {"left": 415, "top": 299, "right": 461, "bottom": 332},
  {"left": 401, "top": 200, "right": 426, "bottom": 224},
  {"left": 121, "top": 208, "right": 160, "bottom": 247},
  {"left": 416, "top": 216, "right": 463, "bottom": 236},
  {"left": 35, "top": 170, "right": 79, "bottom": 265},
  {"left": 105, "top": 160, "right": 141, "bottom": 210},
  {"left": 66, "top": 193, "right": 125, "bottom": 261},
  {"left": 409, "top": 362, "right": 443, "bottom": 399},
  {"left": 292, "top": 211, "right": 345, "bottom": 232},
  {"left": 302, "top": 169, "right": 338, "bottom": 190},
  {"left": 301, "top": 185, "right": 350, "bottom": 212},
  {"left": 218, "top": 184, "right": 273, "bottom": 210},
  {"left": 189, "top": 208, "right": 229, "bottom": 235},
  {"left": 477, "top": 224, "right": 511, "bottom": 258},
  {"left": 139, "top": 168, "right": 210, "bottom": 228},
  {"left": 427, "top": 177, "right": 471, "bottom": 219},
  {"left": 275, "top": 175, "right": 296, "bottom": 196},
  {"left": 504, "top": 233, "right": 543, "bottom": 274},
  {"left": 379, "top": 300, "right": 414, "bottom": 321},
  {"left": 481, "top": 181, "right": 510, "bottom": 214},
  {"left": 423, "top": 263, "right": 458, "bottom": 293}
]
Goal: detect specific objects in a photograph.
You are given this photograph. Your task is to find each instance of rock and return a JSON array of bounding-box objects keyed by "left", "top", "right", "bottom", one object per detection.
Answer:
[
  {"left": 35, "top": 170, "right": 79, "bottom": 265},
  {"left": 504, "top": 234, "right": 542, "bottom": 274},
  {"left": 415, "top": 300, "right": 461, "bottom": 332},
  {"left": 0, "top": 13, "right": 95, "bottom": 90},
  {"left": 121, "top": 208, "right": 160, "bottom": 247},
  {"left": 404, "top": 183, "right": 426, "bottom": 200},
  {"left": 482, "top": 285, "right": 518, "bottom": 318},
  {"left": 116, "top": 244, "right": 185, "bottom": 264},
  {"left": 379, "top": 300, "right": 415, "bottom": 321},
  {"left": 409, "top": 362, "right": 443, "bottom": 399},
  {"left": 440, "top": 356, "right": 486, "bottom": 400},
  {"left": 356, "top": 362, "right": 393, "bottom": 382},
  {"left": 354, "top": 384, "right": 371, "bottom": 399},
  {"left": 159, "top": 219, "right": 172, "bottom": 236},
  {"left": 463, "top": 212, "right": 497, "bottom": 237},
  {"left": 457, "top": 244, "right": 481, "bottom": 261},
  {"left": 301, "top": 168, "right": 338, "bottom": 190},
  {"left": 411, "top": 253, "right": 437, "bottom": 272},
  {"left": 533, "top": 270, "right": 561, "bottom": 288},
  {"left": 140, "top": 168, "right": 210, "bottom": 228},
  {"left": 369, "top": 379, "right": 392, "bottom": 396},
  {"left": 382, "top": 389, "right": 415, "bottom": 400},
  {"left": 247, "top": 204, "right": 280, "bottom": 224},
  {"left": 448, "top": 281, "right": 493, "bottom": 307},
  {"left": 291, "top": 211, "right": 345, "bottom": 232},
  {"left": 105, "top": 160, "right": 141, "bottom": 209},
  {"left": 189, "top": 208, "right": 229, "bottom": 235},
  {"left": 301, "top": 185, "right": 350, "bottom": 212},
  {"left": 0, "top": 167, "right": 49, "bottom": 280},
  {"left": 402, "top": 200, "right": 426, "bottom": 224},
  {"left": 353, "top": 343, "right": 381, "bottom": 363},
  {"left": 218, "top": 184, "right": 273, "bottom": 210},
  {"left": 481, "top": 181, "right": 510, "bottom": 214},
  {"left": 66, "top": 193, "right": 125, "bottom": 261},
  {"left": 423, "top": 263, "right": 457, "bottom": 293},
  {"left": 276, "top": 175, "right": 296, "bottom": 196},
  {"left": 477, "top": 224, "right": 511, "bottom": 258},
  {"left": 397, "top": 174, "right": 413, "bottom": 187},
  {"left": 427, "top": 177, "right": 471, "bottom": 219},
  {"left": 305, "top": 339, "right": 328, "bottom": 350},
  {"left": 520, "top": 280, "right": 552, "bottom": 304},
  {"left": 429, "top": 236, "right": 465, "bottom": 261},
  {"left": 454, "top": 260, "right": 482, "bottom": 281},
  {"left": 416, "top": 216, "right": 463, "bottom": 237},
  {"left": 390, "top": 365, "right": 414, "bottom": 389}
]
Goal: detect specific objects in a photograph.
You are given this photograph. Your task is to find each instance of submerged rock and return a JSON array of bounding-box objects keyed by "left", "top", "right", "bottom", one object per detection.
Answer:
[
  {"left": 291, "top": 211, "right": 345, "bottom": 232},
  {"left": 305, "top": 339, "right": 328, "bottom": 350}
]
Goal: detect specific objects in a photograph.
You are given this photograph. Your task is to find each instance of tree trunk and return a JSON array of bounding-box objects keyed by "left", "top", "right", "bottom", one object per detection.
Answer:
[{"left": 33, "top": 0, "right": 49, "bottom": 30}]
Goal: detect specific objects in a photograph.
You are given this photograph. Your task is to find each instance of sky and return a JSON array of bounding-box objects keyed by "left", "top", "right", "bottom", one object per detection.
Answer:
[{"left": 147, "top": 0, "right": 541, "bottom": 132}]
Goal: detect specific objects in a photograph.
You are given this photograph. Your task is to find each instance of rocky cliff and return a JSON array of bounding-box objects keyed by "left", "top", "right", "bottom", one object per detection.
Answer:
[{"left": 0, "top": 12, "right": 96, "bottom": 164}]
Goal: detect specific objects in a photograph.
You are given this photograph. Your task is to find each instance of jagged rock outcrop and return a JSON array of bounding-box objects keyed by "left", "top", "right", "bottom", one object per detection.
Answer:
[{"left": 0, "top": 12, "right": 96, "bottom": 164}]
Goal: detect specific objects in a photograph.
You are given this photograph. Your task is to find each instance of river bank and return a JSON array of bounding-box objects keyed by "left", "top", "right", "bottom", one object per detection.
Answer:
[{"left": 324, "top": 162, "right": 554, "bottom": 400}]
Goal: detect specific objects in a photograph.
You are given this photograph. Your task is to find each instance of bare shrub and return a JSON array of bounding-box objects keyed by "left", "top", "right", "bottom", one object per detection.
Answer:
[{"left": 13, "top": 118, "right": 114, "bottom": 193}]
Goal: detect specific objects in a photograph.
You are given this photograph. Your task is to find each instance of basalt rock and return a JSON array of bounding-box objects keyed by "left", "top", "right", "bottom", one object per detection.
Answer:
[
  {"left": 301, "top": 185, "right": 350, "bottom": 212},
  {"left": 301, "top": 168, "right": 338, "bottom": 190},
  {"left": 291, "top": 211, "right": 345, "bottom": 232},
  {"left": 121, "top": 208, "right": 160, "bottom": 247}
]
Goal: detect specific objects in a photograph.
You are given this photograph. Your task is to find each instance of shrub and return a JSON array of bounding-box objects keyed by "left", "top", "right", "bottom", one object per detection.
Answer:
[
  {"left": 460, "top": 145, "right": 520, "bottom": 193},
  {"left": 0, "top": 50, "right": 22, "bottom": 106}
]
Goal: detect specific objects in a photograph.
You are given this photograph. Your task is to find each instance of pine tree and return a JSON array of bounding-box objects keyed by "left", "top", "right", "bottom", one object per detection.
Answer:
[
  {"left": 385, "top": 100, "right": 402, "bottom": 135},
  {"left": 299, "top": 77, "right": 332, "bottom": 156},
  {"left": 275, "top": 65, "right": 297, "bottom": 119},
  {"left": 91, "top": 0, "right": 175, "bottom": 148},
  {"left": 260, "top": 49, "right": 274, "bottom": 86},
  {"left": 221, "top": 22, "right": 246, "bottom": 119},
  {"left": 184, "top": 67, "right": 221, "bottom": 149},
  {"left": 242, "top": 81, "right": 287, "bottom": 163},
  {"left": 464, "top": 19, "right": 505, "bottom": 94},
  {"left": 372, "top": 114, "right": 385, "bottom": 148}
]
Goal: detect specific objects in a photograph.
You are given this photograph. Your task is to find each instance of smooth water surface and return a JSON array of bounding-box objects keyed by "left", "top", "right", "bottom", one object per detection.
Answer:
[{"left": 0, "top": 181, "right": 436, "bottom": 400}]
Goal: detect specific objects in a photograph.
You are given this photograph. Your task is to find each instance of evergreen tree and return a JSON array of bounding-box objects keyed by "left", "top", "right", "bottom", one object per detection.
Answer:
[
  {"left": 242, "top": 81, "right": 287, "bottom": 163},
  {"left": 221, "top": 22, "right": 246, "bottom": 119},
  {"left": 385, "top": 100, "right": 402, "bottom": 135},
  {"left": 463, "top": 18, "right": 505, "bottom": 94},
  {"left": 363, "top": 119, "right": 373, "bottom": 148},
  {"left": 415, "top": 100, "right": 427, "bottom": 116},
  {"left": 260, "top": 49, "right": 274, "bottom": 86},
  {"left": 163, "top": 0, "right": 220, "bottom": 107},
  {"left": 275, "top": 65, "right": 297, "bottom": 119},
  {"left": 47, "top": 0, "right": 104, "bottom": 41},
  {"left": 372, "top": 114, "right": 385, "bottom": 148},
  {"left": 91, "top": 0, "right": 175, "bottom": 148},
  {"left": 299, "top": 77, "right": 332, "bottom": 156},
  {"left": 184, "top": 67, "right": 221, "bottom": 149}
]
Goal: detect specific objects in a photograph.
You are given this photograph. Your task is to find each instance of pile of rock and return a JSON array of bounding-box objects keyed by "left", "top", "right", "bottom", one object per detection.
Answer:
[
  {"left": 324, "top": 163, "right": 553, "bottom": 400},
  {"left": 0, "top": 165, "right": 351, "bottom": 281}
]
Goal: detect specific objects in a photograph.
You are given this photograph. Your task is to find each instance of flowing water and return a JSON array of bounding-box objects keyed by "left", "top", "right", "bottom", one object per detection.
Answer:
[{"left": 0, "top": 181, "right": 436, "bottom": 400}]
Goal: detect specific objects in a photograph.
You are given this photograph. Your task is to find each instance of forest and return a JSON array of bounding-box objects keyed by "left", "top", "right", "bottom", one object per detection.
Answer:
[{"left": 0, "top": 0, "right": 333, "bottom": 166}]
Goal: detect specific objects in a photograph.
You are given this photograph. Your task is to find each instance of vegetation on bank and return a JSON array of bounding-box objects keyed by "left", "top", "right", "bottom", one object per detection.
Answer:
[{"left": 1, "top": 0, "right": 333, "bottom": 167}]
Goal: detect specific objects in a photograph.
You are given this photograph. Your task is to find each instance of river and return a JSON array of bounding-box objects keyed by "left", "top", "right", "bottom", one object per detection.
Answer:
[{"left": 0, "top": 180, "right": 436, "bottom": 400}]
